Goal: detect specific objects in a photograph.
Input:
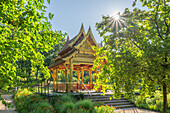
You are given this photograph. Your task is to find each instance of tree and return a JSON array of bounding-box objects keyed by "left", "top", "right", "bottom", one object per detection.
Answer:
[
  {"left": 94, "top": 0, "right": 169, "bottom": 112},
  {"left": 43, "top": 33, "right": 65, "bottom": 67},
  {"left": 13, "top": 31, "right": 65, "bottom": 89},
  {"left": 0, "top": 0, "right": 63, "bottom": 107}
]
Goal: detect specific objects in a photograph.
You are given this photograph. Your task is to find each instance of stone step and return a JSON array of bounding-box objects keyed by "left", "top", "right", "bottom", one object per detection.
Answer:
[
  {"left": 104, "top": 102, "right": 132, "bottom": 106},
  {"left": 102, "top": 99, "right": 129, "bottom": 103},
  {"left": 111, "top": 104, "right": 136, "bottom": 109},
  {"left": 85, "top": 93, "right": 135, "bottom": 109},
  {"left": 84, "top": 94, "right": 113, "bottom": 97},
  {"left": 90, "top": 98, "right": 112, "bottom": 102},
  {"left": 87, "top": 96, "right": 111, "bottom": 99},
  {"left": 85, "top": 95, "right": 124, "bottom": 99}
]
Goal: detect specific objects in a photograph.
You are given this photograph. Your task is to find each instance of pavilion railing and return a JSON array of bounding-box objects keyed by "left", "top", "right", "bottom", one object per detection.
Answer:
[
  {"left": 82, "top": 82, "right": 92, "bottom": 96},
  {"left": 57, "top": 82, "right": 78, "bottom": 92},
  {"left": 33, "top": 79, "right": 95, "bottom": 98}
]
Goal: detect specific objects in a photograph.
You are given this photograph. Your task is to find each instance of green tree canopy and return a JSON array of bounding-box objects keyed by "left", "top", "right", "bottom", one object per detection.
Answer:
[
  {"left": 94, "top": 0, "right": 169, "bottom": 112},
  {"left": 0, "top": 0, "right": 63, "bottom": 99}
]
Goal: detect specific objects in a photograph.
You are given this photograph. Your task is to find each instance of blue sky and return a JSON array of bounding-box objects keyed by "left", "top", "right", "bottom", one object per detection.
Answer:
[{"left": 44, "top": 0, "right": 146, "bottom": 43}]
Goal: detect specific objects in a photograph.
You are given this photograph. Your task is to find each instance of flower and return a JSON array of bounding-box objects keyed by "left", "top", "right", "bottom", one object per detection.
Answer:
[{"left": 38, "top": 107, "right": 41, "bottom": 110}]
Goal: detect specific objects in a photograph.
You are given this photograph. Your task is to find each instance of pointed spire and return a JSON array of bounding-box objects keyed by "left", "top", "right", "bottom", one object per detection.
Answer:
[
  {"left": 87, "top": 26, "right": 92, "bottom": 34},
  {"left": 80, "top": 23, "right": 85, "bottom": 33}
]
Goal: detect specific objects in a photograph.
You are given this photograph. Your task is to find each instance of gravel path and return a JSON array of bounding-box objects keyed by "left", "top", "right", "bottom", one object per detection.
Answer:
[{"left": 0, "top": 94, "right": 17, "bottom": 113}]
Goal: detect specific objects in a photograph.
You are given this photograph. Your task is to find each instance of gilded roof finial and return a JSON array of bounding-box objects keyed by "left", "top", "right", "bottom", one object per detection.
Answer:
[
  {"left": 87, "top": 26, "right": 92, "bottom": 34},
  {"left": 80, "top": 23, "right": 85, "bottom": 33}
]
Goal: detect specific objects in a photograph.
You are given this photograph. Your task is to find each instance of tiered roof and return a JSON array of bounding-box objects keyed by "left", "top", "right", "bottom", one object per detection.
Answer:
[{"left": 48, "top": 24, "right": 98, "bottom": 70}]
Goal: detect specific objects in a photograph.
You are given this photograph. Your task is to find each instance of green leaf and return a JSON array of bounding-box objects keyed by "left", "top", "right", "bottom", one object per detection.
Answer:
[
  {"left": 132, "top": 1, "right": 136, "bottom": 7},
  {"left": 47, "top": 0, "right": 50, "bottom": 4}
]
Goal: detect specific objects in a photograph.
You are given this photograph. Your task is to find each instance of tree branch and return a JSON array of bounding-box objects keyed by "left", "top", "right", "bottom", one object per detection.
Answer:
[
  {"left": 163, "top": 0, "right": 169, "bottom": 38},
  {"left": 127, "top": 34, "right": 146, "bottom": 52},
  {"left": 154, "top": 1, "right": 164, "bottom": 40}
]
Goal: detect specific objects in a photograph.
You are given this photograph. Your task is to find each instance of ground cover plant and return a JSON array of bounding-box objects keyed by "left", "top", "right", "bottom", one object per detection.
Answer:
[
  {"left": 94, "top": 105, "right": 116, "bottom": 113},
  {"left": 14, "top": 88, "right": 116, "bottom": 113},
  {"left": 130, "top": 91, "right": 170, "bottom": 113}
]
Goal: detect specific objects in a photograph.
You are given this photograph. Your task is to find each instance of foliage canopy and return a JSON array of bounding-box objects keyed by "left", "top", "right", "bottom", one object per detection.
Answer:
[
  {"left": 0, "top": 0, "right": 64, "bottom": 91},
  {"left": 94, "top": 0, "right": 169, "bottom": 112}
]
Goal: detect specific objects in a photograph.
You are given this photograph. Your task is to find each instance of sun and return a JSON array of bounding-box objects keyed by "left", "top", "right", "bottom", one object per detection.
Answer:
[
  {"left": 113, "top": 13, "right": 120, "bottom": 20},
  {"left": 106, "top": 11, "right": 129, "bottom": 34}
]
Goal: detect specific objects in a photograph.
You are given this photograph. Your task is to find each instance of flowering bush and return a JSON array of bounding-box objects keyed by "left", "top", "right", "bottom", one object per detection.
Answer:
[
  {"left": 14, "top": 88, "right": 54, "bottom": 113},
  {"left": 92, "top": 102, "right": 104, "bottom": 107},
  {"left": 94, "top": 105, "right": 116, "bottom": 113},
  {"left": 66, "top": 108, "right": 91, "bottom": 113},
  {"left": 14, "top": 88, "right": 33, "bottom": 102},
  {"left": 61, "top": 94, "right": 75, "bottom": 103},
  {"left": 60, "top": 102, "right": 75, "bottom": 113},
  {"left": 30, "top": 101, "right": 54, "bottom": 113},
  {"left": 75, "top": 100, "right": 93, "bottom": 110},
  {"left": 14, "top": 90, "right": 116, "bottom": 113}
]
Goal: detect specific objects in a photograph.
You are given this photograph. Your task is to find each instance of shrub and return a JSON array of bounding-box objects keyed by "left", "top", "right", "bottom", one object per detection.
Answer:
[
  {"left": 66, "top": 108, "right": 91, "bottom": 113},
  {"left": 131, "top": 91, "right": 170, "bottom": 113},
  {"left": 154, "top": 92, "right": 161, "bottom": 100},
  {"left": 167, "top": 109, "right": 170, "bottom": 113},
  {"left": 149, "top": 105, "right": 157, "bottom": 111},
  {"left": 155, "top": 99, "right": 163, "bottom": 111},
  {"left": 54, "top": 99, "right": 64, "bottom": 113},
  {"left": 14, "top": 88, "right": 54, "bottom": 113},
  {"left": 94, "top": 105, "right": 115, "bottom": 113},
  {"left": 168, "top": 94, "right": 170, "bottom": 109},
  {"left": 150, "top": 97, "right": 156, "bottom": 104},
  {"left": 49, "top": 95, "right": 60, "bottom": 105},
  {"left": 14, "top": 88, "right": 33, "bottom": 102},
  {"left": 134, "top": 96, "right": 144, "bottom": 105},
  {"left": 130, "top": 96, "right": 136, "bottom": 103},
  {"left": 61, "top": 94, "right": 75, "bottom": 103},
  {"left": 75, "top": 100, "right": 93, "bottom": 110},
  {"left": 30, "top": 101, "right": 54, "bottom": 113},
  {"left": 146, "top": 98, "right": 152, "bottom": 105},
  {"left": 92, "top": 102, "right": 104, "bottom": 107},
  {"left": 20, "top": 109, "right": 29, "bottom": 113},
  {"left": 138, "top": 104, "right": 149, "bottom": 109},
  {"left": 74, "top": 93, "right": 84, "bottom": 100},
  {"left": 60, "top": 102, "right": 75, "bottom": 113},
  {"left": 15, "top": 91, "right": 45, "bottom": 112}
]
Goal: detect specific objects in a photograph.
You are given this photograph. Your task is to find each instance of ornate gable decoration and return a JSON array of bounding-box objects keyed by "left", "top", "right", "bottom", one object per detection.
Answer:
[{"left": 79, "top": 39, "right": 95, "bottom": 54}]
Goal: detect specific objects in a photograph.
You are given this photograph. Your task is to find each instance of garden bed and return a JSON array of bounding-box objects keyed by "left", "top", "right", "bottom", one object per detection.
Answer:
[
  {"left": 130, "top": 91, "right": 170, "bottom": 113},
  {"left": 14, "top": 88, "right": 116, "bottom": 113}
]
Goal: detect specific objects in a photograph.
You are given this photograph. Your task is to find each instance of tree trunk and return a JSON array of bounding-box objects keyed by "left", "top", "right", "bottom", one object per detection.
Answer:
[{"left": 163, "top": 83, "right": 167, "bottom": 113}]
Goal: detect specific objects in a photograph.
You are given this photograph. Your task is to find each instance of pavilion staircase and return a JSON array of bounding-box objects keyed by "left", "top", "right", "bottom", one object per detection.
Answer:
[{"left": 85, "top": 93, "right": 136, "bottom": 109}]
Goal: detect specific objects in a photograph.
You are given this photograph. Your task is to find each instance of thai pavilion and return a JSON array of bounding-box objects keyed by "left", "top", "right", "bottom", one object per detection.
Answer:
[{"left": 48, "top": 24, "right": 102, "bottom": 92}]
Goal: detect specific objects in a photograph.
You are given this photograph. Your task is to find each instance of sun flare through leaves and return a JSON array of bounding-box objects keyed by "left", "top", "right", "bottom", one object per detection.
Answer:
[{"left": 106, "top": 11, "right": 130, "bottom": 35}]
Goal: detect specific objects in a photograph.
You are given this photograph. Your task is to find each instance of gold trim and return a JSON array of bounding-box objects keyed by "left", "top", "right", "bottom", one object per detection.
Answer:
[{"left": 68, "top": 23, "right": 85, "bottom": 47}]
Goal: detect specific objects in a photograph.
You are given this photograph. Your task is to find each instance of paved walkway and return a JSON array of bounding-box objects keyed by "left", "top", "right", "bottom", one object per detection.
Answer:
[
  {"left": 115, "top": 108, "right": 160, "bottom": 113},
  {"left": 0, "top": 94, "right": 17, "bottom": 113}
]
